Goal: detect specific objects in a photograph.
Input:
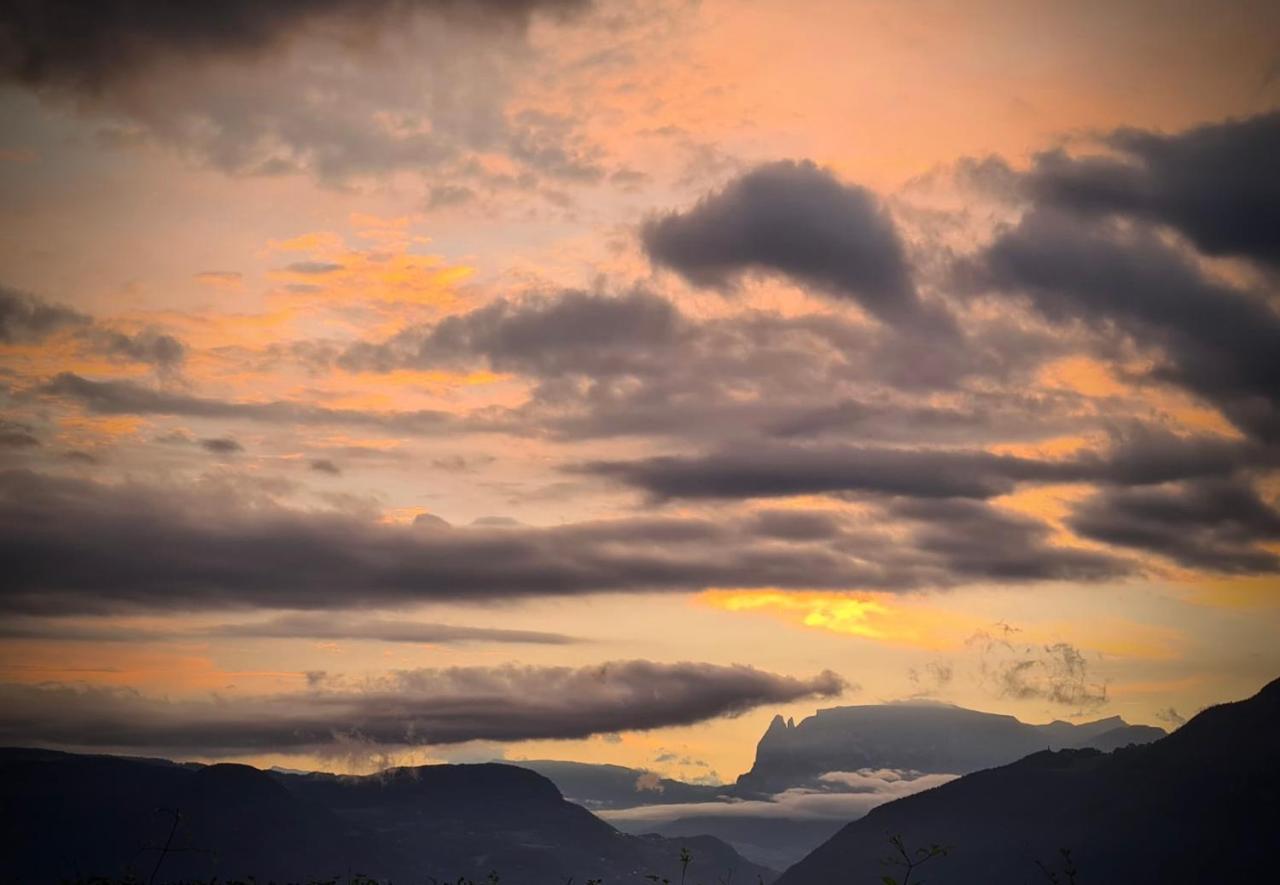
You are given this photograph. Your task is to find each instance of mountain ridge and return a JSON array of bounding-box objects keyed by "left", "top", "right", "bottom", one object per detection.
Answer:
[
  {"left": 774, "top": 676, "right": 1280, "bottom": 885},
  {"left": 0, "top": 749, "right": 772, "bottom": 884}
]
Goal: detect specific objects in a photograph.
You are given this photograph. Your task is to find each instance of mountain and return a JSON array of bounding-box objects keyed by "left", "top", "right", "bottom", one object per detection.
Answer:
[
  {"left": 0, "top": 748, "right": 393, "bottom": 883},
  {"left": 513, "top": 759, "right": 726, "bottom": 810},
  {"left": 0, "top": 748, "right": 772, "bottom": 884},
  {"left": 736, "top": 703, "right": 1164, "bottom": 795},
  {"left": 775, "top": 676, "right": 1280, "bottom": 885},
  {"left": 612, "top": 815, "right": 847, "bottom": 873}
]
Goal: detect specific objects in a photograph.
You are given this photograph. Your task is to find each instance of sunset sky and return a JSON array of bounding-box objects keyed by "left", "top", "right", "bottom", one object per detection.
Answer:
[{"left": 1, "top": 0, "right": 1278, "bottom": 782}]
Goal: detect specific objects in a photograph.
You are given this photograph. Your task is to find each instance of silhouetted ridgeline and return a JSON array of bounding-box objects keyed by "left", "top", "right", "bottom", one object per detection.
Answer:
[
  {"left": 736, "top": 702, "right": 1164, "bottom": 795},
  {"left": 0, "top": 752, "right": 770, "bottom": 884},
  {"left": 776, "top": 676, "right": 1280, "bottom": 885},
  {"left": 1, "top": 679, "right": 1271, "bottom": 884}
]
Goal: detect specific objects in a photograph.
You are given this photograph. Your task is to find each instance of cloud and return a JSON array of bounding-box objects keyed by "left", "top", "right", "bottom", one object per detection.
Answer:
[
  {"left": 602, "top": 769, "right": 958, "bottom": 824},
  {"left": 0, "top": 0, "right": 596, "bottom": 184},
  {"left": 971, "top": 208, "right": 1280, "bottom": 440},
  {"left": 1155, "top": 707, "right": 1186, "bottom": 728},
  {"left": 212, "top": 612, "right": 578, "bottom": 646},
  {"left": 0, "top": 420, "right": 39, "bottom": 448},
  {"left": 887, "top": 497, "right": 1126, "bottom": 585},
  {"left": 0, "top": 287, "right": 185, "bottom": 372},
  {"left": 1026, "top": 111, "right": 1280, "bottom": 269},
  {"left": 338, "top": 289, "right": 684, "bottom": 378},
  {"left": 635, "top": 771, "right": 665, "bottom": 793},
  {"left": 41, "top": 372, "right": 452, "bottom": 432},
  {"left": 968, "top": 630, "right": 1108, "bottom": 712},
  {"left": 1068, "top": 477, "right": 1280, "bottom": 573},
  {"left": 906, "top": 661, "right": 953, "bottom": 696},
  {"left": 0, "top": 470, "right": 1130, "bottom": 615},
  {"left": 0, "top": 612, "right": 577, "bottom": 646},
  {"left": 0, "top": 0, "right": 588, "bottom": 92},
  {"left": 199, "top": 436, "right": 244, "bottom": 455},
  {"left": 0, "top": 660, "right": 846, "bottom": 755},
  {"left": 578, "top": 429, "right": 1276, "bottom": 502},
  {"left": 0, "top": 285, "right": 89, "bottom": 342},
  {"left": 579, "top": 443, "right": 1081, "bottom": 501},
  {"left": 641, "top": 160, "right": 930, "bottom": 324},
  {"left": 284, "top": 261, "right": 344, "bottom": 275},
  {"left": 320, "top": 287, "right": 1069, "bottom": 442},
  {"left": 309, "top": 458, "right": 341, "bottom": 475},
  {"left": 90, "top": 327, "right": 187, "bottom": 373}
]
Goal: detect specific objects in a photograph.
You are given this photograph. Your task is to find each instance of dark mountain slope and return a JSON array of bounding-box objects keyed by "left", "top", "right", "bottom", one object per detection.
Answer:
[
  {"left": 277, "top": 763, "right": 767, "bottom": 884},
  {"left": 775, "top": 676, "right": 1280, "bottom": 885},
  {"left": 0, "top": 748, "right": 771, "bottom": 885},
  {"left": 0, "top": 749, "right": 393, "bottom": 883}
]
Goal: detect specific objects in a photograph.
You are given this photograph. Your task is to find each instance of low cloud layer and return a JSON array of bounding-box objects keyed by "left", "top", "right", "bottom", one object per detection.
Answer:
[
  {"left": 602, "top": 768, "right": 958, "bottom": 824},
  {"left": 0, "top": 660, "right": 845, "bottom": 755}
]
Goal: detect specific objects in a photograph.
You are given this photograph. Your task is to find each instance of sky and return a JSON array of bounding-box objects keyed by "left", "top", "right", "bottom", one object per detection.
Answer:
[{"left": 1, "top": 0, "right": 1278, "bottom": 782}]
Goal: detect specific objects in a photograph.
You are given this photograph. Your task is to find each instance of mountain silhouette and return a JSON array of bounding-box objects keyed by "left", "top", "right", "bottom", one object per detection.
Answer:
[
  {"left": 737, "top": 702, "right": 1164, "bottom": 795},
  {"left": 514, "top": 759, "right": 725, "bottom": 809},
  {"left": 775, "top": 676, "right": 1280, "bottom": 885},
  {"left": 0, "top": 749, "right": 771, "bottom": 884}
]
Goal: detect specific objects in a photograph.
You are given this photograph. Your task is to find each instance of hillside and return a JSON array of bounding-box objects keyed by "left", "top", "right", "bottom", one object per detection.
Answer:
[
  {"left": 0, "top": 749, "right": 771, "bottom": 884},
  {"left": 775, "top": 676, "right": 1280, "bottom": 885}
]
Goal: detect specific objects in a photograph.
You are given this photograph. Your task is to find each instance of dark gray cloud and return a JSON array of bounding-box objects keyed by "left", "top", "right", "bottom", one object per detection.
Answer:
[
  {"left": 0, "top": 285, "right": 88, "bottom": 342},
  {"left": 0, "top": 469, "right": 1129, "bottom": 615},
  {"left": 0, "top": 0, "right": 588, "bottom": 91},
  {"left": 90, "top": 327, "right": 187, "bottom": 373},
  {"left": 199, "top": 436, "right": 244, "bottom": 455},
  {"left": 0, "top": 660, "right": 845, "bottom": 754},
  {"left": 333, "top": 288, "right": 1065, "bottom": 443},
  {"left": 211, "top": 612, "right": 579, "bottom": 646},
  {"left": 339, "top": 289, "right": 684, "bottom": 378},
  {"left": 972, "top": 209, "right": 1280, "bottom": 440},
  {"left": 41, "top": 372, "right": 451, "bottom": 432},
  {"left": 887, "top": 498, "right": 1125, "bottom": 585},
  {"left": 284, "top": 261, "right": 344, "bottom": 275},
  {"left": 0, "top": 0, "right": 601, "bottom": 186},
  {"left": 580, "top": 443, "right": 1077, "bottom": 501},
  {"left": 1068, "top": 477, "right": 1280, "bottom": 573},
  {"left": 1026, "top": 111, "right": 1280, "bottom": 269},
  {"left": 0, "top": 420, "right": 39, "bottom": 448},
  {"left": 309, "top": 458, "right": 341, "bottom": 475},
  {"left": 0, "top": 612, "right": 578, "bottom": 646},
  {"left": 0, "top": 287, "right": 185, "bottom": 371},
  {"left": 641, "top": 160, "right": 931, "bottom": 324},
  {"left": 578, "top": 430, "right": 1275, "bottom": 503}
]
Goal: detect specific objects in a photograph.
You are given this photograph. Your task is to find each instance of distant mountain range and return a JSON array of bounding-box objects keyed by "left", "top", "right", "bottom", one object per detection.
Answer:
[
  {"left": 515, "top": 759, "right": 726, "bottom": 810},
  {"left": 735, "top": 701, "right": 1165, "bottom": 795},
  {"left": 0, "top": 697, "right": 1184, "bottom": 883},
  {"left": 536, "top": 702, "right": 1163, "bottom": 869},
  {"left": 0, "top": 749, "right": 770, "bottom": 884},
  {"left": 776, "top": 676, "right": 1280, "bottom": 884}
]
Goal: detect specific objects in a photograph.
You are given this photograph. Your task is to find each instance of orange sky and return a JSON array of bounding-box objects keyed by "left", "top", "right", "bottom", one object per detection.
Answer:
[{"left": 0, "top": 0, "right": 1277, "bottom": 779}]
